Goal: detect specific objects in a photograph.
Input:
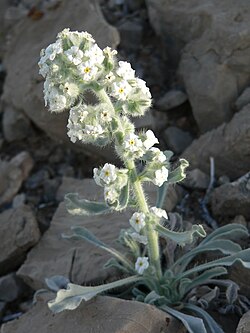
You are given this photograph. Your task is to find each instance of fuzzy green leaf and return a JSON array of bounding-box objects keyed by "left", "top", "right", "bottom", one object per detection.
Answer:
[
  {"left": 155, "top": 223, "right": 206, "bottom": 246},
  {"left": 156, "top": 183, "right": 169, "bottom": 209},
  {"left": 63, "top": 226, "right": 134, "bottom": 271},
  {"left": 180, "top": 267, "right": 227, "bottom": 296},
  {"left": 48, "top": 276, "right": 142, "bottom": 313},
  {"left": 160, "top": 305, "right": 207, "bottom": 333},
  {"left": 116, "top": 181, "right": 130, "bottom": 211},
  {"left": 184, "top": 304, "right": 224, "bottom": 333},
  {"left": 177, "top": 249, "right": 250, "bottom": 280},
  {"left": 173, "top": 239, "right": 243, "bottom": 273},
  {"left": 202, "top": 223, "right": 249, "bottom": 244},
  {"left": 168, "top": 158, "right": 189, "bottom": 183},
  {"left": 65, "top": 193, "right": 111, "bottom": 216}
]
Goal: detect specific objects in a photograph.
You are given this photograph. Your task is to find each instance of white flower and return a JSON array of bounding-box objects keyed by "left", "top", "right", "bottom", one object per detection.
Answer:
[
  {"left": 103, "top": 46, "right": 117, "bottom": 57},
  {"left": 104, "top": 72, "right": 116, "bottom": 84},
  {"left": 143, "top": 130, "right": 159, "bottom": 150},
  {"left": 150, "top": 206, "right": 168, "bottom": 220},
  {"left": 123, "top": 133, "right": 143, "bottom": 153},
  {"left": 77, "top": 61, "right": 99, "bottom": 81},
  {"left": 93, "top": 168, "right": 102, "bottom": 186},
  {"left": 116, "top": 61, "right": 135, "bottom": 80},
  {"left": 38, "top": 62, "right": 49, "bottom": 77},
  {"left": 47, "top": 87, "right": 67, "bottom": 112},
  {"left": 99, "top": 163, "right": 117, "bottom": 185},
  {"left": 152, "top": 166, "right": 169, "bottom": 187},
  {"left": 149, "top": 148, "right": 167, "bottom": 163},
  {"left": 130, "top": 232, "right": 148, "bottom": 245},
  {"left": 135, "top": 257, "right": 149, "bottom": 275},
  {"left": 104, "top": 186, "right": 119, "bottom": 204},
  {"left": 85, "top": 44, "right": 105, "bottom": 64},
  {"left": 129, "top": 212, "right": 146, "bottom": 232},
  {"left": 67, "top": 122, "right": 83, "bottom": 143},
  {"left": 85, "top": 124, "right": 104, "bottom": 136},
  {"left": 61, "top": 82, "right": 79, "bottom": 98},
  {"left": 111, "top": 80, "right": 132, "bottom": 101},
  {"left": 43, "top": 40, "right": 63, "bottom": 62},
  {"left": 136, "top": 78, "right": 152, "bottom": 99},
  {"left": 65, "top": 46, "right": 84, "bottom": 65},
  {"left": 100, "top": 108, "right": 112, "bottom": 122}
]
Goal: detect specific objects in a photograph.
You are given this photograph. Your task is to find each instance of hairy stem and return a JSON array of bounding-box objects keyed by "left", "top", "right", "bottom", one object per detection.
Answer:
[{"left": 96, "top": 88, "right": 162, "bottom": 279}]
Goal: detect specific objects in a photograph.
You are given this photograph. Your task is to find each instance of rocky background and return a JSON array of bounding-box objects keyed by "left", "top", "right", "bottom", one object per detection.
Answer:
[{"left": 0, "top": 0, "right": 250, "bottom": 332}]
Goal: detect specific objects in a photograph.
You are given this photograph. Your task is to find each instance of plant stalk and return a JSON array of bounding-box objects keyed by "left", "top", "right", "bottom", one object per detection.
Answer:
[{"left": 96, "top": 88, "right": 162, "bottom": 279}]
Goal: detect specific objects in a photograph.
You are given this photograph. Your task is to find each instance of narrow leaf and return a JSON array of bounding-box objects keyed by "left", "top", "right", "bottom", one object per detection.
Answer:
[
  {"left": 155, "top": 223, "right": 206, "bottom": 246},
  {"left": 156, "top": 183, "right": 169, "bottom": 209},
  {"left": 177, "top": 249, "right": 250, "bottom": 280},
  {"left": 181, "top": 267, "right": 227, "bottom": 296},
  {"left": 116, "top": 181, "right": 130, "bottom": 211},
  {"left": 48, "top": 275, "right": 142, "bottom": 313},
  {"left": 173, "top": 239, "right": 243, "bottom": 273},
  {"left": 202, "top": 224, "right": 248, "bottom": 244},
  {"left": 184, "top": 303, "right": 224, "bottom": 333},
  {"left": 65, "top": 193, "right": 111, "bottom": 216},
  {"left": 63, "top": 226, "right": 134, "bottom": 271},
  {"left": 168, "top": 159, "right": 189, "bottom": 183},
  {"left": 45, "top": 276, "right": 70, "bottom": 292},
  {"left": 160, "top": 305, "right": 207, "bottom": 333}
]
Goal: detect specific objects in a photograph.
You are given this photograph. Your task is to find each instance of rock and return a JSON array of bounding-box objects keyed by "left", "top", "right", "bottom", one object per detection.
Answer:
[
  {"left": 2, "top": 0, "right": 119, "bottom": 159},
  {"left": 0, "top": 0, "right": 9, "bottom": 58},
  {"left": 229, "top": 262, "right": 250, "bottom": 300},
  {"left": 117, "top": 18, "right": 143, "bottom": 51},
  {"left": 156, "top": 90, "right": 188, "bottom": 111},
  {"left": 0, "top": 302, "right": 6, "bottom": 317},
  {"left": 163, "top": 126, "right": 193, "bottom": 154},
  {"left": 1, "top": 295, "right": 185, "bottom": 333},
  {"left": 0, "top": 273, "right": 22, "bottom": 302},
  {"left": 10, "top": 151, "right": 34, "bottom": 180},
  {"left": 211, "top": 172, "right": 250, "bottom": 219},
  {"left": 12, "top": 193, "right": 26, "bottom": 208},
  {"left": 182, "top": 168, "right": 209, "bottom": 190},
  {"left": 25, "top": 169, "right": 50, "bottom": 190},
  {"left": 146, "top": 0, "right": 250, "bottom": 132},
  {"left": 0, "top": 205, "right": 40, "bottom": 275},
  {"left": 182, "top": 106, "right": 250, "bottom": 180},
  {"left": 18, "top": 177, "right": 183, "bottom": 290},
  {"left": 0, "top": 152, "right": 34, "bottom": 207},
  {"left": 234, "top": 87, "right": 250, "bottom": 111},
  {"left": 236, "top": 310, "right": 250, "bottom": 333},
  {"left": 126, "top": 0, "right": 145, "bottom": 11},
  {"left": 232, "top": 215, "right": 248, "bottom": 227},
  {"left": 2, "top": 106, "right": 31, "bottom": 142}
]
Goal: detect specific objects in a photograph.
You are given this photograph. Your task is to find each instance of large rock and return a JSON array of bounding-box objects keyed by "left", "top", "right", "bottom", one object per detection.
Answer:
[
  {"left": 0, "top": 152, "right": 34, "bottom": 207},
  {"left": 211, "top": 172, "right": 250, "bottom": 219},
  {"left": 236, "top": 310, "right": 250, "bottom": 333},
  {"left": 2, "top": 0, "right": 119, "bottom": 158},
  {"left": 18, "top": 177, "right": 183, "bottom": 290},
  {"left": 1, "top": 295, "right": 185, "bottom": 333},
  {"left": 182, "top": 106, "right": 250, "bottom": 180},
  {"left": 146, "top": 0, "right": 250, "bottom": 132},
  {"left": 0, "top": 205, "right": 40, "bottom": 275}
]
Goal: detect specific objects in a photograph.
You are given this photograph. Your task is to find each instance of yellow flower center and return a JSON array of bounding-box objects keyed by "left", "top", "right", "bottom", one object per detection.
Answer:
[
  {"left": 135, "top": 218, "right": 140, "bottom": 224},
  {"left": 129, "top": 139, "right": 135, "bottom": 145},
  {"left": 119, "top": 88, "right": 124, "bottom": 94},
  {"left": 84, "top": 67, "right": 91, "bottom": 73}
]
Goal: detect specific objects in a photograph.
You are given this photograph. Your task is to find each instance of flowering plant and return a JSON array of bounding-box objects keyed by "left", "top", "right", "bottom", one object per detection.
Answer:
[{"left": 39, "top": 29, "right": 250, "bottom": 333}]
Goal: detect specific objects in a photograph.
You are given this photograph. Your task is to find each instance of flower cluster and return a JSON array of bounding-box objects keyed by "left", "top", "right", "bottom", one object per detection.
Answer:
[
  {"left": 93, "top": 163, "right": 128, "bottom": 206},
  {"left": 39, "top": 28, "right": 151, "bottom": 122},
  {"left": 67, "top": 103, "right": 112, "bottom": 146}
]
